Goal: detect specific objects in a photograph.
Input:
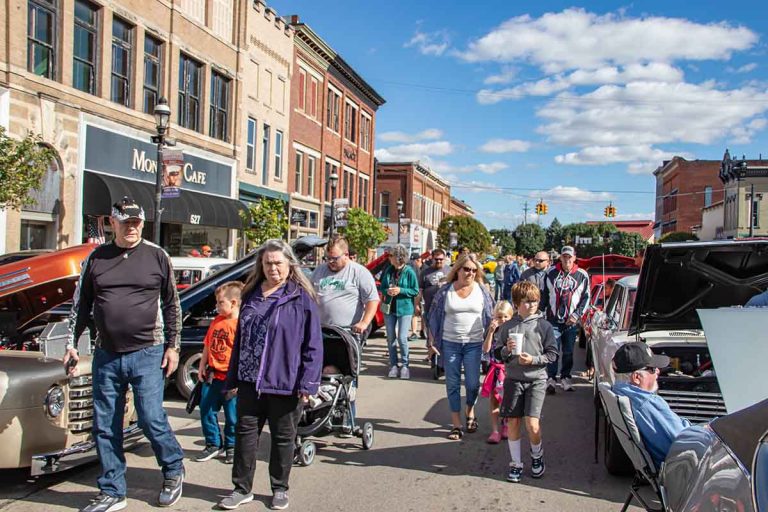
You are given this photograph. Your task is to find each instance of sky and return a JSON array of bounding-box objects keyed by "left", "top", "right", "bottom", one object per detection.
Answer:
[{"left": 269, "top": 1, "right": 768, "bottom": 229}]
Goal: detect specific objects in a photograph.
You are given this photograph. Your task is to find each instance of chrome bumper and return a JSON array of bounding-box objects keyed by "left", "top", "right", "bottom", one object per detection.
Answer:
[{"left": 31, "top": 423, "right": 143, "bottom": 476}]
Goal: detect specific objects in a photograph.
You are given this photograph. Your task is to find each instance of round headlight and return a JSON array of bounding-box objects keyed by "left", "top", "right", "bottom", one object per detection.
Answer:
[{"left": 45, "top": 385, "right": 65, "bottom": 418}]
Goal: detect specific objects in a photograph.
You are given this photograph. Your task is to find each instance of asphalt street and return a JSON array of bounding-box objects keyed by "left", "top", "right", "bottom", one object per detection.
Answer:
[{"left": 0, "top": 332, "right": 643, "bottom": 512}]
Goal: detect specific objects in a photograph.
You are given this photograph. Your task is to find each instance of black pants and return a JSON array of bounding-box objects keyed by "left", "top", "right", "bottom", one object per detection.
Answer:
[{"left": 232, "top": 384, "right": 303, "bottom": 494}]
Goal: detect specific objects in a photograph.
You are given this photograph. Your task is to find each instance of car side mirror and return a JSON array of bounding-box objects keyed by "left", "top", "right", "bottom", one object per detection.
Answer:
[{"left": 754, "top": 431, "right": 768, "bottom": 512}]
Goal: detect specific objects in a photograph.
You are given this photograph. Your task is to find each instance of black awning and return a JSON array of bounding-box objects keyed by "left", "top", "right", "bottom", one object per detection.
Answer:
[{"left": 83, "top": 172, "right": 249, "bottom": 229}]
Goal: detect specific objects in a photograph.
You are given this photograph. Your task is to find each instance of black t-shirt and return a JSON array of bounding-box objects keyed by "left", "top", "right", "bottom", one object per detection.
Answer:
[{"left": 69, "top": 240, "right": 180, "bottom": 352}]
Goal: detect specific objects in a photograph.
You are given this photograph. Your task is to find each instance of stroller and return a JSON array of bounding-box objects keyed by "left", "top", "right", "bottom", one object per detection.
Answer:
[{"left": 294, "top": 325, "right": 374, "bottom": 466}]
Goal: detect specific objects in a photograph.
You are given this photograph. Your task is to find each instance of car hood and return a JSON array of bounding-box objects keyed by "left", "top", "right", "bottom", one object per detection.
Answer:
[{"left": 630, "top": 240, "right": 768, "bottom": 335}]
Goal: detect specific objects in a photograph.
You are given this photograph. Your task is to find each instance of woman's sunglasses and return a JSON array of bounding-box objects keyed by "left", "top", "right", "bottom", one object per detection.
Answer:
[{"left": 462, "top": 267, "right": 477, "bottom": 273}]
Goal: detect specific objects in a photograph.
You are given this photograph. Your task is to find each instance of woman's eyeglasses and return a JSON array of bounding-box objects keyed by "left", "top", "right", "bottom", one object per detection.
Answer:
[{"left": 461, "top": 267, "right": 477, "bottom": 273}]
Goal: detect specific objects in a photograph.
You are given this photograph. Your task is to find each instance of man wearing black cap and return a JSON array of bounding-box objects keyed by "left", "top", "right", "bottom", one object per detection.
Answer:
[
  {"left": 63, "top": 197, "right": 185, "bottom": 512},
  {"left": 612, "top": 342, "right": 691, "bottom": 468}
]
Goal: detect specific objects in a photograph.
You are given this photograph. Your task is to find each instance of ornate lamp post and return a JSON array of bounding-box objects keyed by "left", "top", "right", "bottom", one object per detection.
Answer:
[
  {"left": 447, "top": 219, "right": 456, "bottom": 249},
  {"left": 151, "top": 97, "right": 171, "bottom": 245},
  {"left": 396, "top": 198, "right": 404, "bottom": 244},
  {"left": 329, "top": 170, "right": 339, "bottom": 239}
]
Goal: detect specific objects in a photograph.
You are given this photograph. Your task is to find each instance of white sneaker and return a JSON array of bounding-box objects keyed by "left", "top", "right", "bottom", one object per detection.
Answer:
[
  {"left": 388, "top": 366, "right": 399, "bottom": 378},
  {"left": 546, "top": 378, "right": 557, "bottom": 395},
  {"left": 561, "top": 377, "right": 574, "bottom": 392},
  {"left": 399, "top": 366, "right": 410, "bottom": 380}
]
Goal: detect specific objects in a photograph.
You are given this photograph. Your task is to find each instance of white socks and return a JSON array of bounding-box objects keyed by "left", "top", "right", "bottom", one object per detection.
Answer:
[
  {"left": 531, "top": 441, "right": 543, "bottom": 457},
  {"left": 507, "top": 439, "right": 522, "bottom": 467}
]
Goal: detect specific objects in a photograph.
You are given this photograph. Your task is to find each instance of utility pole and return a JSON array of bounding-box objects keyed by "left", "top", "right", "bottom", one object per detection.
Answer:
[{"left": 522, "top": 202, "right": 529, "bottom": 226}]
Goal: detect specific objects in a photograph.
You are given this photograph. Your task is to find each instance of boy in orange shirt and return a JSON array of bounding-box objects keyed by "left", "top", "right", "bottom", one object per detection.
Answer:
[{"left": 195, "top": 281, "right": 243, "bottom": 464}]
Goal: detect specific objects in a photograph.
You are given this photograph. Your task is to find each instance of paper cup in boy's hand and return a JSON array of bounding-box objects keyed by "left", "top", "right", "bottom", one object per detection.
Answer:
[{"left": 507, "top": 332, "right": 524, "bottom": 356}]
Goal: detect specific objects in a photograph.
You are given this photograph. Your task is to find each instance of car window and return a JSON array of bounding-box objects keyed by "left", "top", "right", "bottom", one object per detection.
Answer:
[
  {"left": 175, "top": 269, "right": 203, "bottom": 287},
  {"left": 607, "top": 286, "right": 625, "bottom": 327},
  {"left": 621, "top": 290, "right": 637, "bottom": 331}
]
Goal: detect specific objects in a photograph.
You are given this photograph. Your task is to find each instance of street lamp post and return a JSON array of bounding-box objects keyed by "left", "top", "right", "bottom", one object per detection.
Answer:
[
  {"left": 447, "top": 219, "right": 456, "bottom": 249},
  {"left": 396, "top": 198, "right": 404, "bottom": 244},
  {"left": 329, "top": 170, "right": 339, "bottom": 239},
  {"left": 151, "top": 97, "right": 171, "bottom": 245}
]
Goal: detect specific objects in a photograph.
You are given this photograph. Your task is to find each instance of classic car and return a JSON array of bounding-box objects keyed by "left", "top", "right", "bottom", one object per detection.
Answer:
[
  {"left": 591, "top": 239, "right": 768, "bottom": 474},
  {"left": 170, "top": 256, "right": 234, "bottom": 290},
  {"left": 0, "top": 245, "right": 140, "bottom": 475}
]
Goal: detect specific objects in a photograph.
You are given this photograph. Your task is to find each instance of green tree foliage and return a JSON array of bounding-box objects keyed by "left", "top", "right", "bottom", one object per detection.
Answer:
[
  {"left": 241, "top": 198, "right": 288, "bottom": 248},
  {"left": 489, "top": 228, "right": 516, "bottom": 255},
  {"left": 613, "top": 232, "right": 649, "bottom": 257},
  {"left": 659, "top": 231, "right": 699, "bottom": 243},
  {"left": 0, "top": 127, "right": 56, "bottom": 209},
  {"left": 339, "top": 208, "right": 387, "bottom": 263},
  {"left": 560, "top": 222, "right": 619, "bottom": 257},
  {"left": 545, "top": 218, "right": 564, "bottom": 252},
  {"left": 513, "top": 223, "right": 546, "bottom": 256},
  {"left": 438, "top": 216, "right": 492, "bottom": 253}
]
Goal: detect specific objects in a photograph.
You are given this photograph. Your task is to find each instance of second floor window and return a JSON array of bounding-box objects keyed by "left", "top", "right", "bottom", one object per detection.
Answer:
[
  {"left": 294, "top": 151, "right": 304, "bottom": 195},
  {"left": 245, "top": 117, "right": 256, "bottom": 173},
  {"left": 28, "top": 0, "right": 58, "bottom": 79},
  {"left": 261, "top": 124, "right": 270, "bottom": 186},
  {"left": 326, "top": 88, "right": 340, "bottom": 133},
  {"left": 73, "top": 0, "right": 98, "bottom": 94},
  {"left": 111, "top": 18, "right": 133, "bottom": 107},
  {"left": 704, "top": 186, "right": 713, "bottom": 208},
  {"left": 209, "top": 72, "right": 230, "bottom": 141},
  {"left": 360, "top": 114, "right": 371, "bottom": 151},
  {"left": 344, "top": 102, "right": 358, "bottom": 143},
  {"left": 307, "top": 156, "right": 316, "bottom": 197},
  {"left": 274, "top": 130, "right": 283, "bottom": 179},
  {"left": 143, "top": 36, "right": 162, "bottom": 114},
  {"left": 178, "top": 54, "right": 202, "bottom": 131},
  {"left": 379, "top": 192, "right": 390, "bottom": 219}
]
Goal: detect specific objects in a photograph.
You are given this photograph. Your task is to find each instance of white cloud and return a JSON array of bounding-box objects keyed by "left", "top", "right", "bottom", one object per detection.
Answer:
[
  {"left": 480, "top": 139, "right": 532, "bottom": 153},
  {"left": 554, "top": 145, "right": 695, "bottom": 174},
  {"left": 735, "top": 63, "right": 758, "bottom": 73},
  {"left": 584, "top": 211, "right": 655, "bottom": 221},
  {"left": 456, "top": 9, "right": 757, "bottom": 72},
  {"left": 532, "top": 186, "right": 614, "bottom": 202},
  {"left": 404, "top": 29, "right": 450, "bottom": 56},
  {"left": 374, "top": 141, "right": 454, "bottom": 162},
  {"left": 484, "top": 66, "right": 518, "bottom": 85},
  {"left": 483, "top": 209, "right": 539, "bottom": 226},
  {"left": 431, "top": 160, "right": 509, "bottom": 175},
  {"left": 378, "top": 129, "right": 443, "bottom": 143}
]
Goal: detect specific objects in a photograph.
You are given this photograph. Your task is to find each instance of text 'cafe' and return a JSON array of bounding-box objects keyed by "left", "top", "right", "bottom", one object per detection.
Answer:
[{"left": 80, "top": 122, "right": 247, "bottom": 257}]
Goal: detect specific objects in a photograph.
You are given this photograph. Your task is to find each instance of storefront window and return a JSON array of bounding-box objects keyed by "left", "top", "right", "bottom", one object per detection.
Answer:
[
  {"left": 164, "top": 223, "right": 230, "bottom": 257},
  {"left": 20, "top": 221, "right": 52, "bottom": 250}
]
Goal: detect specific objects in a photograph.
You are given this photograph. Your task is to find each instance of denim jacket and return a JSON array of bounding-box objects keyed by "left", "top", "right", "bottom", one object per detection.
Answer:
[{"left": 427, "top": 281, "right": 494, "bottom": 353}]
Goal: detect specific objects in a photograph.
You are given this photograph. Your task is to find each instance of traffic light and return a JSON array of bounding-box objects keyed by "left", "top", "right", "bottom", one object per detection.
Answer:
[
  {"left": 535, "top": 200, "right": 547, "bottom": 215},
  {"left": 542, "top": 203, "right": 548, "bottom": 215},
  {"left": 604, "top": 203, "right": 617, "bottom": 218}
]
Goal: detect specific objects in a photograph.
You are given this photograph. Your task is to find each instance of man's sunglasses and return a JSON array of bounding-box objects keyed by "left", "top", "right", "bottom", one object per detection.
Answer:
[
  {"left": 535, "top": 258, "right": 548, "bottom": 263},
  {"left": 462, "top": 267, "right": 478, "bottom": 273},
  {"left": 639, "top": 366, "right": 659, "bottom": 374},
  {"left": 433, "top": 258, "right": 444, "bottom": 262}
]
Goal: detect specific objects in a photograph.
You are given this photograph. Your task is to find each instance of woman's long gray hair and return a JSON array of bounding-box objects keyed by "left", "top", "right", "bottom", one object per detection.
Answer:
[
  {"left": 389, "top": 244, "right": 409, "bottom": 266},
  {"left": 242, "top": 239, "right": 317, "bottom": 301}
]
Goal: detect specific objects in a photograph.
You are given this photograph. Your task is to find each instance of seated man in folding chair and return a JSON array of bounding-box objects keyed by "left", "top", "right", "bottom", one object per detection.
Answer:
[{"left": 611, "top": 342, "right": 691, "bottom": 469}]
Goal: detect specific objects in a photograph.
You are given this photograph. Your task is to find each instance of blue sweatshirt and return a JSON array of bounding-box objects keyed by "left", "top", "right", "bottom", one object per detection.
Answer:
[{"left": 613, "top": 381, "right": 691, "bottom": 468}]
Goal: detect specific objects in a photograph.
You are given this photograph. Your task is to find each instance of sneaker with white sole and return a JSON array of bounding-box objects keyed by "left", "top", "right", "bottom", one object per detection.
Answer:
[
  {"left": 271, "top": 490, "right": 289, "bottom": 510},
  {"left": 194, "top": 445, "right": 221, "bottom": 462},
  {"left": 506, "top": 464, "right": 523, "bottom": 483},
  {"left": 387, "top": 366, "right": 399, "bottom": 378},
  {"left": 80, "top": 494, "right": 127, "bottom": 512},
  {"left": 561, "top": 377, "right": 574, "bottom": 392},
  {"left": 546, "top": 378, "right": 557, "bottom": 395},
  {"left": 531, "top": 453, "right": 545, "bottom": 478},
  {"left": 157, "top": 469, "right": 184, "bottom": 507},
  {"left": 399, "top": 366, "right": 410, "bottom": 380},
  {"left": 218, "top": 491, "right": 254, "bottom": 510}
]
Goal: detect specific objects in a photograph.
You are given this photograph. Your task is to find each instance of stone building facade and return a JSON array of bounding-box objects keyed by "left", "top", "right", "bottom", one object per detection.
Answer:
[{"left": 719, "top": 150, "right": 768, "bottom": 239}]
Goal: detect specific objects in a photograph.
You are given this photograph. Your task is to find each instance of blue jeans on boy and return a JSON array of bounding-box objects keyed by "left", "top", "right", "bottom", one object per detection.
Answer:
[
  {"left": 200, "top": 378, "right": 238, "bottom": 448},
  {"left": 442, "top": 340, "right": 483, "bottom": 413},
  {"left": 546, "top": 323, "right": 579, "bottom": 380},
  {"left": 384, "top": 313, "right": 412, "bottom": 367},
  {"left": 92, "top": 344, "right": 184, "bottom": 498}
]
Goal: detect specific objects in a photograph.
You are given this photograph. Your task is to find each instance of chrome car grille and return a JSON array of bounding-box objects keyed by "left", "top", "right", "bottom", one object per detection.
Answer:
[
  {"left": 68, "top": 375, "right": 94, "bottom": 434},
  {"left": 658, "top": 389, "right": 727, "bottom": 424}
]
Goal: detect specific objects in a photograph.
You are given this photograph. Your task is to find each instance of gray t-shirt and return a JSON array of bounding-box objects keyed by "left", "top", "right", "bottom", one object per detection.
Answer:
[
  {"left": 312, "top": 261, "right": 379, "bottom": 327},
  {"left": 420, "top": 265, "right": 451, "bottom": 312}
]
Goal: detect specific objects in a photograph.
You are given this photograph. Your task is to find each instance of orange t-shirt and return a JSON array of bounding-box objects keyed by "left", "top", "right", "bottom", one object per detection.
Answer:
[{"left": 204, "top": 315, "right": 238, "bottom": 379}]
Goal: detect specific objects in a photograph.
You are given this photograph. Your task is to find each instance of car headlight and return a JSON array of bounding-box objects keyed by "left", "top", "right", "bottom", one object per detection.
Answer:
[{"left": 45, "top": 385, "right": 65, "bottom": 418}]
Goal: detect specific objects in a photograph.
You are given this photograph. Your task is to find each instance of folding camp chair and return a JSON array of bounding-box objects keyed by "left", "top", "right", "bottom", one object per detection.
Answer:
[{"left": 598, "top": 382, "right": 667, "bottom": 512}]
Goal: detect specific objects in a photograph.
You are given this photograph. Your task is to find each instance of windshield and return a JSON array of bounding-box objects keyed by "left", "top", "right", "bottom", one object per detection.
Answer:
[{"left": 621, "top": 290, "right": 637, "bottom": 331}]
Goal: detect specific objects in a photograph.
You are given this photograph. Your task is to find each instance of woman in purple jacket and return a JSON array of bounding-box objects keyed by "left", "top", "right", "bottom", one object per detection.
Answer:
[{"left": 220, "top": 239, "right": 323, "bottom": 511}]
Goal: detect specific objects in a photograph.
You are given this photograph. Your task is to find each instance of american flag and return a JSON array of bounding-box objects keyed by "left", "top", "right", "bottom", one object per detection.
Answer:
[{"left": 86, "top": 216, "right": 106, "bottom": 244}]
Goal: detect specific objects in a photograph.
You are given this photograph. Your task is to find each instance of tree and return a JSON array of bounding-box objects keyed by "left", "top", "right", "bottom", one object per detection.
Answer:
[
  {"left": 659, "top": 231, "right": 699, "bottom": 243},
  {"left": 545, "top": 218, "right": 564, "bottom": 252},
  {"left": 513, "top": 223, "right": 546, "bottom": 256},
  {"left": 561, "top": 222, "right": 619, "bottom": 257},
  {"left": 437, "top": 216, "right": 491, "bottom": 253},
  {"left": 613, "top": 232, "right": 648, "bottom": 257},
  {"left": 0, "top": 126, "right": 56, "bottom": 209},
  {"left": 489, "top": 228, "right": 516, "bottom": 256},
  {"left": 339, "top": 208, "right": 387, "bottom": 263},
  {"left": 241, "top": 198, "right": 288, "bottom": 248}
]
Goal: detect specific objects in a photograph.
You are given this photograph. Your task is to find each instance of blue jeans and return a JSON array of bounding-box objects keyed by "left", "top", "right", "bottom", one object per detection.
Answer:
[
  {"left": 442, "top": 340, "right": 483, "bottom": 413},
  {"left": 547, "top": 323, "right": 579, "bottom": 379},
  {"left": 384, "top": 313, "right": 412, "bottom": 367},
  {"left": 200, "top": 378, "right": 238, "bottom": 448},
  {"left": 92, "top": 344, "right": 184, "bottom": 498}
]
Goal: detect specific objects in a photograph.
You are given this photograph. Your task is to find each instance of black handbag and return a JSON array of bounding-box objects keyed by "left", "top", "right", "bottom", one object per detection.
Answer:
[{"left": 186, "top": 381, "right": 202, "bottom": 414}]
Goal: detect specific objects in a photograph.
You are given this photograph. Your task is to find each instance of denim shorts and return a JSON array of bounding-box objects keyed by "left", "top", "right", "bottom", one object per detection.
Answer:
[{"left": 499, "top": 379, "right": 547, "bottom": 418}]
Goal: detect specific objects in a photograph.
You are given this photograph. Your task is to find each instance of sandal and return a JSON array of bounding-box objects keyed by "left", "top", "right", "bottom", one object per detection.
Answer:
[
  {"left": 447, "top": 427, "right": 463, "bottom": 440},
  {"left": 466, "top": 417, "right": 479, "bottom": 433},
  {"left": 486, "top": 431, "right": 501, "bottom": 444}
]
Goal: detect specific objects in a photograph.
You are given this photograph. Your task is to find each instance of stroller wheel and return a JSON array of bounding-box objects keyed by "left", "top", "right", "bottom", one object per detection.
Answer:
[
  {"left": 361, "top": 422, "right": 374, "bottom": 450},
  {"left": 297, "top": 440, "right": 316, "bottom": 466}
]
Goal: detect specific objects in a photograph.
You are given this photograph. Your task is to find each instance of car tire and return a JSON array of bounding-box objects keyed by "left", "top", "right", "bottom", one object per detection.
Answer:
[
  {"left": 176, "top": 350, "right": 203, "bottom": 399},
  {"left": 604, "top": 422, "right": 634, "bottom": 476}
]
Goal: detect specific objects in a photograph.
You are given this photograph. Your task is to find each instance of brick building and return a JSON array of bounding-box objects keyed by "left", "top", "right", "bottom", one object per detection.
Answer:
[
  {"left": 653, "top": 157, "right": 723, "bottom": 239},
  {"left": 285, "top": 16, "right": 385, "bottom": 241},
  {"left": 447, "top": 196, "right": 474, "bottom": 218},
  {"left": 719, "top": 150, "right": 768, "bottom": 239},
  {"left": 1, "top": 0, "right": 253, "bottom": 257},
  {"left": 375, "top": 161, "right": 451, "bottom": 253}
]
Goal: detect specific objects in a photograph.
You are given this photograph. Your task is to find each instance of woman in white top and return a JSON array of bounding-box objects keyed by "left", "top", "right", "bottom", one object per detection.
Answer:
[{"left": 427, "top": 253, "right": 494, "bottom": 440}]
